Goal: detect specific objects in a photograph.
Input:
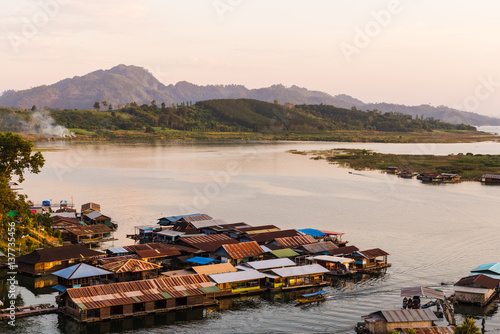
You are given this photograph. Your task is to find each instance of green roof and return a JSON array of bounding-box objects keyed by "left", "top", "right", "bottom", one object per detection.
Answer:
[
  {"left": 270, "top": 248, "right": 299, "bottom": 258},
  {"left": 160, "top": 292, "right": 172, "bottom": 299},
  {"left": 199, "top": 286, "right": 222, "bottom": 293}
]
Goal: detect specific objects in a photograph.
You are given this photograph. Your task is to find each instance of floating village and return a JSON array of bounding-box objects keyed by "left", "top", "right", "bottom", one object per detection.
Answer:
[{"left": 1, "top": 199, "right": 500, "bottom": 334}]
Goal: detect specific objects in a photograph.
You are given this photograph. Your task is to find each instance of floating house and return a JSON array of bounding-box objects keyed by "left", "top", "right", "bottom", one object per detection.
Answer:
[
  {"left": 268, "top": 248, "right": 300, "bottom": 260},
  {"left": 440, "top": 173, "right": 461, "bottom": 183},
  {"left": 63, "top": 225, "right": 114, "bottom": 246},
  {"left": 328, "top": 245, "right": 359, "bottom": 257},
  {"left": 51, "top": 216, "right": 82, "bottom": 231},
  {"left": 454, "top": 274, "right": 500, "bottom": 306},
  {"left": 52, "top": 263, "right": 112, "bottom": 289},
  {"left": 177, "top": 233, "right": 240, "bottom": 254},
  {"left": 470, "top": 262, "right": 500, "bottom": 279},
  {"left": 296, "top": 241, "right": 338, "bottom": 256},
  {"left": 237, "top": 225, "right": 281, "bottom": 235},
  {"left": 83, "top": 211, "right": 114, "bottom": 228},
  {"left": 308, "top": 255, "right": 355, "bottom": 275},
  {"left": 157, "top": 213, "right": 212, "bottom": 226},
  {"left": 105, "top": 247, "right": 130, "bottom": 257},
  {"left": 81, "top": 202, "right": 101, "bottom": 214},
  {"left": 101, "top": 259, "right": 161, "bottom": 282},
  {"left": 209, "top": 270, "right": 267, "bottom": 295},
  {"left": 271, "top": 235, "right": 317, "bottom": 249},
  {"left": 250, "top": 229, "right": 302, "bottom": 245},
  {"left": 266, "top": 264, "right": 329, "bottom": 289},
  {"left": 215, "top": 241, "right": 264, "bottom": 265},
  {"left": 398, "top": 327, "right": 455, "bottom": 334},
  {"left": 191, "top": 263, "right": 237, "bottom": 276},
  {"left": 319, "top": 230, "right": 348, "bottom": 246},
  {"left": 58, "top": 274, "right": 220, "bottom": 323},
  {"left": 237, "top": 258, "right": 296, "bottom": 271},
  {"left": 359, "top": 309, "right": 439, "bottom": 334},
  {"left": 17, "top": 244, "right": 104, "bottom": 276},
  {"left": 386, "top": 166, "right": 399, "bottom": 174},
  {"left": 482, "top": 174, "right": 500, "bottom": 185},
  {"left": 351, "top": 248, "right": 391, "bottom": 272}
]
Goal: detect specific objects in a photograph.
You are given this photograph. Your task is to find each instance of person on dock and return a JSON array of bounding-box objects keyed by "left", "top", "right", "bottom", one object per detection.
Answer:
[{"left": 403, "top": 297, "right": 408, "bottom": 309}]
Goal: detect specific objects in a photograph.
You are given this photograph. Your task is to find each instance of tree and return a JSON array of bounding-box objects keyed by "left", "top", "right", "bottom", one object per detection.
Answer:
[
  {"left": 455, "top": 317, "right": 480, "bottom": 334},
  {"left": 108, "top": 104, "right": 113, "bottom": 111},
  {"left": 102, "top": 101, "right": 108, "bottom": 110},
  {"left": 0, "top": 132, "right": 45, "bottom": 183},
  {"left": 31, "top": 105, "right": 37, "bottom": 112},
  {"left": 93, "top": 101, "right": 100, "bottom": 111}
]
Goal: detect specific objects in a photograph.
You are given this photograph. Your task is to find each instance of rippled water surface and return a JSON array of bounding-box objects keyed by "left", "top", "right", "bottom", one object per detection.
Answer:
[{"left": 5, "top": 139, "right": 500, "bottom": 333}]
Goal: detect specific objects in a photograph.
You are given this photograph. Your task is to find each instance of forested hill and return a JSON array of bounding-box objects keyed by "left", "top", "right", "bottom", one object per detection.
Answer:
[
  {"left": 47, "top": 99, "right": 476, "bottom": 134},
  {"left": 1, "top": 64, "right": 499, "bottom": 125}
]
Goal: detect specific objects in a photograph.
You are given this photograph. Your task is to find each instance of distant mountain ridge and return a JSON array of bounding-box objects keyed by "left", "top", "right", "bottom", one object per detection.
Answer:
[{"left": 1, "top": 64, "right": 500, "bottom": 126}]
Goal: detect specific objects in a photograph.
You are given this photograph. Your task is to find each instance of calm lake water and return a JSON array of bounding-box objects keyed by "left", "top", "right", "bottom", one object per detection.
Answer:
[{"left": 4, "top": 137, "right": 500, "bottom": 333}]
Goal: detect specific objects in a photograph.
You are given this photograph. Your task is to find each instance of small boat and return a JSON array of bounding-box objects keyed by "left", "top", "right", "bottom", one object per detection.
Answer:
[
  {"left": 421, "top": 300, "right": 437, "bottom": 309},
  {"left": 295, "top": 290, "right": 326, "bottom": 304}
]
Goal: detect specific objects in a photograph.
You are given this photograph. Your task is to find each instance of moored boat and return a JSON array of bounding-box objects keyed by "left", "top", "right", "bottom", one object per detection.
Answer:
[{"left": 295, "top": 290, "right": 326, "bottom": 304}]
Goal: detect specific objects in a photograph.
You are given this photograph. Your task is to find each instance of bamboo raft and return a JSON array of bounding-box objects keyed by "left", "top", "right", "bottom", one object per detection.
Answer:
[{"left": 0, "top": 303, "right": 58, "bottom": 321}]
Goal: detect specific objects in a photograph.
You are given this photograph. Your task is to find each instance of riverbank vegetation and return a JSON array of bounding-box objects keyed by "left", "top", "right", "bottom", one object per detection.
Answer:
[
  {"left": 2, "top": 99, "right": 498, "bottom": 142},
  {"left": 289, "top": 148, "right": 500, "bottom": 181},
  {"left": 0, "top": 132, "right": 61, "bottom": 256}
]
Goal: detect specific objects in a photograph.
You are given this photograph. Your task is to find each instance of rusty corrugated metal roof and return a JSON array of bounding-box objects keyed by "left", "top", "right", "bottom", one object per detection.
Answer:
[
  {"left": 275, "top": 235, "right": 317, "bottom": 248},
  {"left": 169, "top": 244, "right": 200, "bottom": 254},
  {"left": 454, "top": 274, "right": 500, "bottom": 289},
  {"left": 98, "top": 254, "right": 141, "bottom": 264},
  {"left": 250, "top": 230, "right": 301, "bottom": 244},
  {"left": 66, "top": 274, "right": 216, "bottom": 310},
  {"left": 300, "top": 241, "right": 338, "bottom": 254},
  {"left": 101, "top": 259, "right": 161, "bottom": 273},
  {"left": 222, "top": 241, "right": 263, "bottom": 259},
  {"left": 328, "top": 245, "right": 359, "bottom": 256},
  {"left": 192, "top": 263, "right": 237, "bottom": 275},
  {"left": 65, "top": 224, "right": 112, "bottom": 236},
  {"left": 181, "top": 214, "right": 213, "bottom": 222},
  {"left": 380, "top": 309, "right": 438, "bottom": 323},
  {"left": 356, "top": 248, "right": 389, "bottom": 259},
  {"left": 236, "top": 225, "right": 281, "bottom": 234},
  {"left": 123, "top": 242, "right": 171, "bottom": 253},
  {"left": 400, "top": 327, "right": 455, "bottom": 334},
  {"left": 135, "top": 247, "right": 180, "bottom": 259},
  {"left": 180, "top": 234, "right": 240, "bottom": 252},
  {"left": 400, "top": 287, "right": 445, "bottom": 299}
]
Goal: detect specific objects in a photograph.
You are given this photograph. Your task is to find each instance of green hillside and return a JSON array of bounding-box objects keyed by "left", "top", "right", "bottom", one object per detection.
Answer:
[{"left": 50, "top": 98, "right": 476, "bottom": 134}]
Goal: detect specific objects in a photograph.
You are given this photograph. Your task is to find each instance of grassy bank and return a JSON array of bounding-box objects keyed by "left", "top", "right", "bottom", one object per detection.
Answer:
[
  {"left": 23, "top": 128, "right": 499, "bottom": 143},
  {"left": 289, "top": 149, "right": 500, "bottom": 181}
]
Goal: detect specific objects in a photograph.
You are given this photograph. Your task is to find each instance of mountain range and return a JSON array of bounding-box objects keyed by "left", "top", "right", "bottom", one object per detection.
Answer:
[{"left": 1, "top": 64, "right": 499, "bottom": 126}]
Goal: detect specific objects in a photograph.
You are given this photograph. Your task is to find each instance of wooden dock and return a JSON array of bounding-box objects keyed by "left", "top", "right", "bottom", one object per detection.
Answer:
[{"left": 0, "top": 304, "right": 58, "bottom": 321}]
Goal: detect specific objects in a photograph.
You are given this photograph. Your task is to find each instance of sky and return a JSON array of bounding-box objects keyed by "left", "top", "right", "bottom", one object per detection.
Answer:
[{"left": 1, "top": 0, "right": 500, "bottom": 116}]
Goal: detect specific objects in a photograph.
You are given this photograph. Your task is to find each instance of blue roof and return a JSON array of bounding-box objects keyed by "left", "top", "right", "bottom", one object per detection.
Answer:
[
  {"left": 158, "top": 213, "right": 203, "bottom": 223},
  {"left": 186, "top": 257, "right": 217, "bottom": 265},
  {"left": 52, "top": 263, "right": 113, "bottom": 279},
  {"left": 107, "top": 247, "right": 129, "bottom": 254},
  {"left": 52, "top": 285, "right": 67, "bottom": 292},
  {"left": 471, "top": 262, "right": 500, "bottom": 275},
  {"left": 298, "top": 228, "right": 327, "bottom": 237}
]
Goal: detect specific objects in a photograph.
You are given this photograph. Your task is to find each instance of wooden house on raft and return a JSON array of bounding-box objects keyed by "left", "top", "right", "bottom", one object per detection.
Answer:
[
  {"left": 482, "top": 174, "right": 500, "bottom": 185},
  {"left": 351, "top": 248, "right": 391, "bottom": 272},
  {"left": 52, "top": 263, "right": 112, "bottom": 290},
  {"left": 214, "top": 241, "right": 264, "bottom": 265},
  {"left": 454, "top": 274, "right": 500, "bottom": 306},
  {"left": 307, "top": 255, "right": 355, "bottom": 275},
  {"left": 470, "top": 262, "right": 500, "bottom": 279},
  {"left": 265, "top": 264, "right": 329, "bottom": 290},
  {"left": 16, "top": 244, "right": 104, "bottom": 276},
  {"left": 209, "top": 270, "right": 267, "bottom": 295},
  {"left": 58, "top": 274, "right": 220, "bottom": 323},
  {"left": 100, "top": 259, "right": 161, "bottom": 282},
  {"left": 358, "top": 309, "right": 439, "bottom": 334}
]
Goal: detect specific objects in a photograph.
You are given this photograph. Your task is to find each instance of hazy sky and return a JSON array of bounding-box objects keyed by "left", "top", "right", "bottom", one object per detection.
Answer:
[{"left": 1, "top": 0, "right": 500, "bottom": 116}]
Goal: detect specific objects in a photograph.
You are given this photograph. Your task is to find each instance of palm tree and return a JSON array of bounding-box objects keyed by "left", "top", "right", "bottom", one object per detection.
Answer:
[{"left": 455, "top": 317, "right": 480, "bottom": 334}]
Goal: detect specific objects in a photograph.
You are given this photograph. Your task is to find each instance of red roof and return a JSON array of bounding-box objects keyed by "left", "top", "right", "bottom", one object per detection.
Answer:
[{"left": 221, "top": 241, "right": 264, "bottom": 259}]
